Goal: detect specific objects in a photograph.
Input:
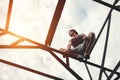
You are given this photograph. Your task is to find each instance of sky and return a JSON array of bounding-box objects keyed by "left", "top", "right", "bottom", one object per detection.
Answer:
[{"left": 0, "top": 0, "right": 120, "bottom": 80}]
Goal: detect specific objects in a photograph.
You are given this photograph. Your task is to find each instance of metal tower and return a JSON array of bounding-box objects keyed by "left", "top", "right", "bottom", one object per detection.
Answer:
[{"left": 0, "top": 0, "right": 120, "bottom": 80}]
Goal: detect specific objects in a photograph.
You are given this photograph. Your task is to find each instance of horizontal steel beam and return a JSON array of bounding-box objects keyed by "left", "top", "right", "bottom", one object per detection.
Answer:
[
  {"left": 0, "top": 59, "right": 63, "bottom": 80},
  {"left": 0, "top": 45, "right": 120, "bottom": 76},
  {"left": 107, "top": 61, "right": 120, "bottom": 80},
  {"left": 0, "top": 28, "right": 119, "bottom": 75},
  {"left": 93, "top": 0, "right": 120, "bottom": 12}
]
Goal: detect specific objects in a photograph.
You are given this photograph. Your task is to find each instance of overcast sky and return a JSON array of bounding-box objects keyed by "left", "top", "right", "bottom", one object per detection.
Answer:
[{"left": 0, "top": 0, "right": 120, "bottom": 80}]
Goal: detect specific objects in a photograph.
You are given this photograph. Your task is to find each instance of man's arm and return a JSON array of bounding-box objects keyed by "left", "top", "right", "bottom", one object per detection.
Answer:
[
  {"left": 65, "top": 40, "right": 72, "bottom": 52},
  {"left": 59, "top": 40, "right": 72, "bottom": 53}
]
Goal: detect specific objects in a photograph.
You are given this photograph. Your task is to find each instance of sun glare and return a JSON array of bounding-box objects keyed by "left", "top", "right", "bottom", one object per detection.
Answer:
[{"left": 10, "top": 26, "right": 29, "bottom": 35}]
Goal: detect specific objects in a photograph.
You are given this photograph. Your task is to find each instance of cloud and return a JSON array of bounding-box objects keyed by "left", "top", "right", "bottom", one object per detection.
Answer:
[{"left": 0, "top": 0, "right": 120, "bottom": 80}]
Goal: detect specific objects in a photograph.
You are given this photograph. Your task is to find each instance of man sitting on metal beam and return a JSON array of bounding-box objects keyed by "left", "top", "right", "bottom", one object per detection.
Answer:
[{"left": 59, "top": 29, "right": 96, "bottom": 59}]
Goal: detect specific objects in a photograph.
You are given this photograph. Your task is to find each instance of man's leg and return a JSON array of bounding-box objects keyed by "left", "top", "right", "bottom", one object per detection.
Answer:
[
  {"left": 69, "top": 41, "right": 86, "bottom": 59},
  {"left": 84, "top": 32, "right": 96, "bottom": 58},
  {"left": 59, "top": 48, "right": 83, "bottom": 58},
  {"left": 59, "top": 42, "right": 86, "bottom": 59}
]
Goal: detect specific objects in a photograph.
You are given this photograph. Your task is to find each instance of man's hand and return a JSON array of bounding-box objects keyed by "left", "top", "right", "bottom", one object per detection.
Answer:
[
  {"left": 59, "top": 48, "right": 69, "bottom": 58},
  {"left": 59, "top": 48, "right": 65, "bottom": 52},
  {"left": 59, "top": 48, "right": 69, "bottom": 53}
]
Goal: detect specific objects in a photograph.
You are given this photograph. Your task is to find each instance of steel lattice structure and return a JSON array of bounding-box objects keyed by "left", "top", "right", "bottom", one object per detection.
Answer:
[{"left": 0, "top": 0, "right": 120, "bottom": 80}]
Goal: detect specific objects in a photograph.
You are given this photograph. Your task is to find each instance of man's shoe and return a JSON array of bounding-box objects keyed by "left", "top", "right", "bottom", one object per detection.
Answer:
[{"left": 76, "top": 55, "right": 84, "bottom": 59}]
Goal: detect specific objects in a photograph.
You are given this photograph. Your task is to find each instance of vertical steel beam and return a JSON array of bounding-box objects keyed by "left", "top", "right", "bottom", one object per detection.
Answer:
[
  {"left": 66, "top": 57, "right": 70, "bottom": 67},
  {"left": 5, "top": 0, "right": 13, "bottom": 32},
  {"left": 99, "top": 0, "right": 119, "bottom": 79},
  {"left": 86, "top": 0, "right": 119, "bottom": 58},
  {"left": 98, "top": 12, "right": 111, "bottom": 80},
  {"left": 45, "top": 0, "right": 66, "bottom": 46},
  {"left": 84, "top": 63, "right": 93, "bottom": 80}
]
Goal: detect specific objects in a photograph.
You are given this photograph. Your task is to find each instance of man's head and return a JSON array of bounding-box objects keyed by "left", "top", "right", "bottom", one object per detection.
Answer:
[{"left": 69, "top": 29, "right": 78, "bottom": 37}]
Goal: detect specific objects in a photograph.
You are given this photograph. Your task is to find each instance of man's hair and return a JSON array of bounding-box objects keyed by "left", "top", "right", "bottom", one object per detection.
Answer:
[{"left": 69, "top": 29, "right": 78, "bottom": 34}]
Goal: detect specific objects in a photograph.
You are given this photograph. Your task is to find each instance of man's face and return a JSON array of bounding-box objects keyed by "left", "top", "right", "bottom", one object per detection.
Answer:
[{"left": 69, "top": 31, "right": 74, "bottom": 37}]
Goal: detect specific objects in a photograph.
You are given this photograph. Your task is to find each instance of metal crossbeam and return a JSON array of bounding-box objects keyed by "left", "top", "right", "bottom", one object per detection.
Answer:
[
  {"left": 0, "top": 27, "right": 120, "bottom": 75},
  {"left": 103, "top": 70, "right": 109, "bottom": 78},
  {"left": 0, "top": 45, "right": 120, "bottom": 76},
  {"left": 10, "top": 39, "right": 24, "bottom": 46},
  {"left": 93, "top": 0, "right": 120, "bottom": 12},
  {"left": 98, "top": 11, "right": 112, "bottom": 80},
  {"left": 0, "top": 28, "right": 120, "bottom": 77},
  {"left": 66, "top": 57, "right": 70, "bottom": 67},
  {"left": 99, "top": 0, "right": 119, "bottom": 79},
  {"left": 49, "top": 51, "right": 83, "bottom": 80},
  {"left": 88, "top": 0, "right": 120, "bottom": 58},
  {"left": 0, "top": 0, "right": 120, "bottom": 80},
  {"left": 5, "top": 0, "right": 13, "bottom": 32},
  {"left": 45, "top": 0, "right": 66, "bottom": 46},
  {"left": 0, "top": 59, "right": 63, "bottom": 80},
  {"left": 107, "top": 61, "right": 120, "bottom": 80},
  {"left": 84, "top": 63, "right": 93, "bottom": 80}
]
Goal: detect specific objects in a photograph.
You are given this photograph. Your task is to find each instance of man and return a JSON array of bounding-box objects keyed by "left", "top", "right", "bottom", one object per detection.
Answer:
[{"left": 59, "top": 29, "right": 95, "bottom": 59}]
